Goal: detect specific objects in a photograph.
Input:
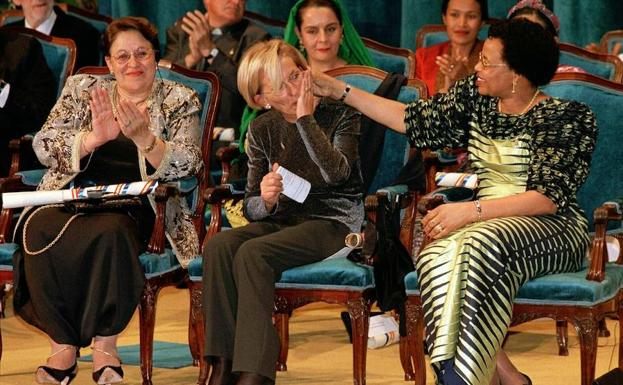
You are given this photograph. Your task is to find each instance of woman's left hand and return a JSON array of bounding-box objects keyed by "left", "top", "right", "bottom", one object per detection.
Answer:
[
  {"left": 422, "top": 201, "right": 477, "bottom": 240},
  {"left": 297, "top": 69, "right": 315, "bottom": 119},
  {"left": 116, "top": 99, "right": 153, "bottom": 148}
]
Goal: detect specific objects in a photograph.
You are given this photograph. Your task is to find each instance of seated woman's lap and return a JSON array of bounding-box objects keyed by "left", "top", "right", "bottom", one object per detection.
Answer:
[{"left": 203, "top": 219, "right": 350, "bottom": 281}]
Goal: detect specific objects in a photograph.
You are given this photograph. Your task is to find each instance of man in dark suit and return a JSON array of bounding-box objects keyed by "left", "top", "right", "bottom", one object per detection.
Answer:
[
  {"left": 9, "top": 0, "right": 100, "bottom": 69},
  {"left": 164, "top": 0, "right": 270, "bottom": 136},
  {"left": 0, "top": 27, "right": 56, "bottom": 176}
]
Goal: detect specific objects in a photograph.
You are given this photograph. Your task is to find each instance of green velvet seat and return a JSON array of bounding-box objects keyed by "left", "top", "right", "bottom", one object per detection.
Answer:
[
  {"left": 189, "top": 65, "right": 427, "bottom": 385},
  {"left": 403, "top": 73, "right": 623, "bottom": 385}
]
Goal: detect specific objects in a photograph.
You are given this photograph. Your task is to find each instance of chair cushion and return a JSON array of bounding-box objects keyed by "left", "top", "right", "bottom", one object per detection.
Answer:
[
  {"left": 277, "top": 258, "right": 375, "bottom": 290},
  {"left": 139, "top": 248, "right": 181, "bottom": 278},
  {"left": 17, "top": 169, "right": 46, "bottom": 186},
  {"left": 187, "top": 256, "right": 203, "bottom": 280},
  {"left": 404, "top": 270, "right": 419, "bottom": 294},
  {"left": 0, "top": 243, "right": 18, "bottom": 269},
  {"left": 515, "top": 264, "right": 623, "bottom": 306},
  {"left": 188, "top": 256, "right": 375, "bottom": 290}
]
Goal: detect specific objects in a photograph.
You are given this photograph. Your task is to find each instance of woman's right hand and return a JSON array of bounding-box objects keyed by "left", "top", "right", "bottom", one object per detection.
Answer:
[
  {"left": 260, "top": 163, "right": 283, "bottom": 212},
  {"left": 89, "top": 88, "right": 121, "bottom": 147},
  {"left": 311, "top": 69, "right": 342, "bottom": 99}
]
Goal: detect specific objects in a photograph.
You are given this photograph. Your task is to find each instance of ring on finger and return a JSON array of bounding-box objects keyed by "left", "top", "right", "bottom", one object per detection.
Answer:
[{"left": 435, "top": 224, "right": 444, "bottom": 232}]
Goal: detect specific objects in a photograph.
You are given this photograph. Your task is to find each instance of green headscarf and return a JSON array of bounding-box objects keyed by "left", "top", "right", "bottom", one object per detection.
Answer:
[
  {"left": 284, "top": 0, "right": 374, "bottom": 67},
  {"left": 238, "top": 0, "right": 373, "bottom": 152}
]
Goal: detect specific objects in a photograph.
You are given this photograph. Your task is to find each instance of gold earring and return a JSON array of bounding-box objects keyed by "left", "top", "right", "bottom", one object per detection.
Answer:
[
  {"left": 265, "top": 104, "right": 271, "bottom": 110},
  {"left": 298, "top": 41, "right": 305, "bottom": 54},
  {"left": 511, "top": 77, "right": 517, "bottom": 94}
]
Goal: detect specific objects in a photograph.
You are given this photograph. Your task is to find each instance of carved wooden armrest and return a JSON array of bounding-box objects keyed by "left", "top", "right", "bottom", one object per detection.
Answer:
[
  {"left": 0, "top": 175, "right": 37, "bottom": 243},
  {"left": 587, "top": 203, "right": 623, "bottom": 282},
  {"left": 146, "top": 183, "right": 178, "bottom": 254},
  {"left": 8, "top": 135, "right": 35, "bottom": 176},
  {"left": 216, "top": 145, "right": 241, "bottom": 184},
  {"left": 203, "top": 185, "right": 244, "bottom": 241}
]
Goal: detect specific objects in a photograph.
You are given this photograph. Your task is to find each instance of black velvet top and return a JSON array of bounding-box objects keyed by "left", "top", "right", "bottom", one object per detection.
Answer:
[{"left": 244, "top": 98, "right": 364, "bottom": 232}]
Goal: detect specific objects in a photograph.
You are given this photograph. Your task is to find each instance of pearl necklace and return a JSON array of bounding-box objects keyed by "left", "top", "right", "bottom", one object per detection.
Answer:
[{"left": 498, "top": 89, "right": 541, "bottom": 115}]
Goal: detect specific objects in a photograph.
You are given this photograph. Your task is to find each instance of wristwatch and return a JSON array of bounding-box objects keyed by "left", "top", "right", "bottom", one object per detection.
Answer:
[{"left": 206, "top": 47, "right": 219, "bottom": 64}]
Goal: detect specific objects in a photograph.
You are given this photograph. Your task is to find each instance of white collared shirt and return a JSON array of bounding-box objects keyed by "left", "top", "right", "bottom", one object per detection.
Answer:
[{"left": 24, "top": 8, "right": 57, "bottom": 36}]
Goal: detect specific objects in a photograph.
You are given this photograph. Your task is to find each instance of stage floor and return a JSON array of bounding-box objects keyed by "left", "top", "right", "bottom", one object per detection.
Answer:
[{"left": 0, "top": 286, "right": 618, "bottom": 384}]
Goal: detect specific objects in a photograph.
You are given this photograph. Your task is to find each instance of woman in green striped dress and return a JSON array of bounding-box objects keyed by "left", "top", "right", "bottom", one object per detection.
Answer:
[{"left": 312, "top": 18, "right": 597, "bottom": 385}]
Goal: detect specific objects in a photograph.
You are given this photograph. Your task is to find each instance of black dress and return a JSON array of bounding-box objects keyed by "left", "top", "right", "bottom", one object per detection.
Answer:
[{"left": 13, "top": 134, "right": 154, "bottom": 347}]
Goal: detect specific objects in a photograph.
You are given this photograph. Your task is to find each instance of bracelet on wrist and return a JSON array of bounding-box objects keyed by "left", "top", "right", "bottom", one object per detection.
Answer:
[
  {"left": 474, "top": 199, "right": 483, "bottom": 222},
  {"left": 140, "top": 135, "right": 158, "bottom": 154},
  {"left": 338, "top": 83, "right": 351, "bottom": 102}
]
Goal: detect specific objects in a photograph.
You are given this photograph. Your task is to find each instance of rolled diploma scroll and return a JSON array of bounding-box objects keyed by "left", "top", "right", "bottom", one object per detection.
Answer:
[
  {"left": 2, "top": 180, "right": 158, "bottom": 209},
  {"left": 435, "top": 172, "right": 478, "bottom": 189}
]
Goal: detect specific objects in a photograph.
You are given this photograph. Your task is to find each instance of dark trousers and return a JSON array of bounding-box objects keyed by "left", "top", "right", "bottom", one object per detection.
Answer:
[{"left": 202, "top": 219, "right": 349, "bottom": 380}]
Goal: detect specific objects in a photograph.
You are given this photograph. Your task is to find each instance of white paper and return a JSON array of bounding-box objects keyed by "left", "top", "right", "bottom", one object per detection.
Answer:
[
  {"left": 276, "top": 166, "right": 310, "bottom": 203},
  {"left": 367, "top": 314, "right": 400, "bottom": 349}
]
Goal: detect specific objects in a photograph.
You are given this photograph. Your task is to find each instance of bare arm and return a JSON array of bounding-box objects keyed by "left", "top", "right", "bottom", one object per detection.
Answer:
[
  {"left": 422, "top": 190, "right": 556, "bottom": 239},
  {"left": 312, "top": 70, "right": 407, "bottom": 133}
]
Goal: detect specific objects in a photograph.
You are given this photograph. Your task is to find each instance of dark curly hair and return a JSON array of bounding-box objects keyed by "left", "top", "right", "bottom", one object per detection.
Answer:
[
  {"left": 488, "top": 18, "right": 558, "bottom": 87},
  {"left": 103, "top": 16, "right": 160, "bottom": 61},
  {"left": 442, "top": 0, "right": 489, "bottom": 21}
]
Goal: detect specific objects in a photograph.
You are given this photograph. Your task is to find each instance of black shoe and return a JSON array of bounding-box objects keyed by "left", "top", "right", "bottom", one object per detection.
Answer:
[
  {"left": 91, "top": 346, "right": 123, "bottom": 385},
  {"left": 36, "top": 362, "right": 78, "bottom": 385},
  {"left": 35, "top": 346, "right": 78, "bottom": 385},
  {"left": 519, "top": 372, "right": 532, "bottom": 385}
]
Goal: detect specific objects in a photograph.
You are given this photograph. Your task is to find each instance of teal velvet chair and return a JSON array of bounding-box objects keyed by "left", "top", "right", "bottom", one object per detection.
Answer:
[
  {"left": 1, "top": 27, "right": 76, "bottom": 176},
  {"left": 414, "top": 24, "right": 623, "bottom": 83},
  {"left": 402, "top": 72, "right": 623, "bottom": 385},
  {"left": 559, "top": 43, "right": 623, "bottom": 83},
  {"left": 244, "top": 10, "right": 286, "bottom": 38},
  {"left": 187, "top": 65, "right": 428, "bottom": 385},
  {"left": 0, "top": 61, "right": 220, "bottom": 385},
  {"left": 599, "top": 30, "right": 623, "bottom": 56},
  {"left": 415, "top": 23, "right": 490, "bottom": 49},
  {"left": 362, "top": 37, "right": 415, "bottom": 78}
]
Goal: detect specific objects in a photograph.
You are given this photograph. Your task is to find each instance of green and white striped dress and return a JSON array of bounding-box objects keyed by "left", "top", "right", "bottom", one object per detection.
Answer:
[{"left": 405, "top": 75, "right": 597, "bottom": 385}]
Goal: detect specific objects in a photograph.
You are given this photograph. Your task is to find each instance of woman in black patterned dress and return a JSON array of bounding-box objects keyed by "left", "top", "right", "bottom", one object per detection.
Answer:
[{"left": 312, "top": 19, "right": 597, "bottom": 385}]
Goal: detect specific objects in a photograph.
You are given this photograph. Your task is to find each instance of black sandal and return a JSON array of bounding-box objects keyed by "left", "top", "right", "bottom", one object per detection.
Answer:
[
  {"left": 91, "top": 346, "right": 124, "bottom": 385},
  {"left": 35, "top": 346, "right": 78, "bottom": 385}
]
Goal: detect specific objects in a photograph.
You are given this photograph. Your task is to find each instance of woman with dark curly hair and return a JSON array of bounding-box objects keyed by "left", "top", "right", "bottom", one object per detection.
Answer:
[{"left": 313, "top": 18, "right": 597, "bottom": 385}]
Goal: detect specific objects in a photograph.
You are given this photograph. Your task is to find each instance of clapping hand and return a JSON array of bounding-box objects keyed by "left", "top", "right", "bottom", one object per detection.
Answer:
[
  {"left": 181, "top": 10, "right": 214, "bottom": 66},
  {"left": 436, "top": 53, "right": 468, "bottom": 92},
  {"left": 89, "top": 88, "right": 121, "bottom": 147},
  {"left": 260, "top": 163, "right": 283, "bottom": 212},
  {"left": 115, "top": 98, "right": 152, "bottom": 148}
]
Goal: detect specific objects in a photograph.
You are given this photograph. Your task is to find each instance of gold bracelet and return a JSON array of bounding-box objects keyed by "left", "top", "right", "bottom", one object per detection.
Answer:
[
  {"left": 474, "top": 199, "right": 483, "bottom": 222},
  {"left": 141, "top": 135, "right": 158, "bottom": 154}
]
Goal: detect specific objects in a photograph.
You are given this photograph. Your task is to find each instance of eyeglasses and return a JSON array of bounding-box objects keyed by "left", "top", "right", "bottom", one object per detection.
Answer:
[
  {"left": 111, "top": 48, "right": 156, "bottom": 65},
  {"left": 262, "top": 70, "right": 302, "bottom": 95},
  {"left": 478, "top": 52, "right": 507, "bottom": 69}
]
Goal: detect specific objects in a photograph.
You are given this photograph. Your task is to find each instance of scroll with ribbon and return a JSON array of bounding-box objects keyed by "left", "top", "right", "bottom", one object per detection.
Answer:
[
  {"left": 435, "top": 172, "right": 478, "bottom": 189},
  {"left": 1, "top": 180, "right": 159, "bottom": 209}
]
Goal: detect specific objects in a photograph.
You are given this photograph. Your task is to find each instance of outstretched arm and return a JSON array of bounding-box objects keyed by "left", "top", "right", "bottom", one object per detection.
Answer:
[{"left": 312, "top": 70, "right": 407, "bottom": 134}]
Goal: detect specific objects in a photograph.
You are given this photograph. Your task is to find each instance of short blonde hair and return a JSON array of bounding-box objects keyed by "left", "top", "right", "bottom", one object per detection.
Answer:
[{"left": 237, "top": 39, "right": 308, "bottom": 109}]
